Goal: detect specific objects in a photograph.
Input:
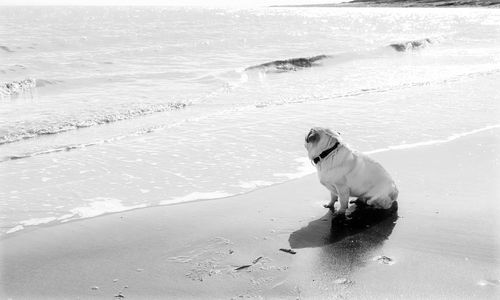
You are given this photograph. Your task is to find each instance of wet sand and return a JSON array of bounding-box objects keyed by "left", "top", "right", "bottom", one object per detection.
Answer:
[{"left": 1, "top": 128, "right": 499, "bottom": 299}]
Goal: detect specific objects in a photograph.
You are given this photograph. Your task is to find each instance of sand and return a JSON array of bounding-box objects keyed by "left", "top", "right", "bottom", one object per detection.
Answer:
[{"left": 1, "top": 128, "right": 499, "bottom": 299}]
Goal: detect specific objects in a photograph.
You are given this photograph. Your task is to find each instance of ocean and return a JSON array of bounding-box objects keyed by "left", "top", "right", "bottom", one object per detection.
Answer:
[{"left": 1, "top": 6, "right": 499, "bottom": 235}]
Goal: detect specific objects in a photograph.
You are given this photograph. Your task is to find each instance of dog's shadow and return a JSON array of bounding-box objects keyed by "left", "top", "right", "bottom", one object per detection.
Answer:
[{"left": 289, "top": 202, "right": 398, "bottom": 249}]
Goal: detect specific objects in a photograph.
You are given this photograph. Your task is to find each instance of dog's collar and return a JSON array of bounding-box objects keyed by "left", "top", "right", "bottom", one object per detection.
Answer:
[{"left": 313, "top": 141, "right": 340, "bottom": 165}]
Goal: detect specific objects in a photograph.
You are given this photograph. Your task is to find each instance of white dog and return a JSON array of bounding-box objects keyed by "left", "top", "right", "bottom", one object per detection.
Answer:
[{"left": 304, "top": 127, "right": 398, "bottom": 216}]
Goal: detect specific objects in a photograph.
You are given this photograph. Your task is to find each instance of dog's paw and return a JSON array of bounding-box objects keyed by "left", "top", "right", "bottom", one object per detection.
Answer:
[{"left": 323, "top": 203, "right": 335, "bottom": 211}]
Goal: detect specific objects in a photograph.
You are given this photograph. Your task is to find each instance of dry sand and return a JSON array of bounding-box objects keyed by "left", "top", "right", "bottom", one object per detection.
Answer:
[{"left": 1, "top": 128, "right": 499, "bottom": 299}]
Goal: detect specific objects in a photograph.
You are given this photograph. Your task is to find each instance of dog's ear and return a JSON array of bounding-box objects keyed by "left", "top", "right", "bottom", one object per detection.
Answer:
[{"left": 325, "top": 128, "right": 341, "bottom": 139}]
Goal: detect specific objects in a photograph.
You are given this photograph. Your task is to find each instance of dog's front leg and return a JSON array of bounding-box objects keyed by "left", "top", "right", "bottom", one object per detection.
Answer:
[
  {"left": 324, "top": 192, "right": 338, "bottom": 211},
  {"left": 335, "top": 185, "right": 350, "bottom": 216}
]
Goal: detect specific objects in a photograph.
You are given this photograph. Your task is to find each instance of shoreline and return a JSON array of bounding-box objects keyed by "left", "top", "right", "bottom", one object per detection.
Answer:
[
  {"left": 3, "top": 123, "right": 499, "bottom": 238},
  {"left": 1, "top": 127, "right": 499, "bottom": 299}
]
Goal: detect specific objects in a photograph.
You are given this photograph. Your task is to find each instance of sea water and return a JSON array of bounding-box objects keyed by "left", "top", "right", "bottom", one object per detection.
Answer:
[{"left": 1, "top": 6, "right": 499, "bottom": 235}]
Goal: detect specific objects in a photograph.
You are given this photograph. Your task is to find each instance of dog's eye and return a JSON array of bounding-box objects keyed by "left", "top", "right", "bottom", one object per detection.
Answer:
[{"left": 306, "top": 131, "right": 318, "bottom": 143}]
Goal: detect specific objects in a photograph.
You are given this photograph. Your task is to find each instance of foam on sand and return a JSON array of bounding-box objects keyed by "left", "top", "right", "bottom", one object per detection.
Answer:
[
  {"left": 238, "top": 180, "right": 276, "bottom": 189},
  {"left": 6, "top": 217, "right": 58, "bottom": 234},
  {"left": 19, "top": 217, "right": 57, "bottom": 226},
  {"left": 58, "top": 197, "right": 147, "bottom": 223},
  {"left": 160, "top": 192, "right": 233, "bottom": 206},
  {"left": 7, "top": 198, "right": 148, "bottom": 234},
  {"left": 366, "top": 124, "right": 500, "bottom": 154}
]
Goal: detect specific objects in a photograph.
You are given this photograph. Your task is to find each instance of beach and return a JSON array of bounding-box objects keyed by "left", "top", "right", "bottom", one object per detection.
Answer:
[
  {"left": 2, "top": 6, "right": 500, "bottom": 235},
  {"left": 1, "top": 4, "right": 500, "bottom": 299},
  {"left": 2, "top": 127, "right": 499, "bottom": 299}
]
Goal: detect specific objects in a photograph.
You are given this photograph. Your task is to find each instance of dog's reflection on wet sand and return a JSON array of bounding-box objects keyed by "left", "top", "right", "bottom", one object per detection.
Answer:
[
  {"left": 289, "top": 202, "right": 398, "bottom": 249},
  {"left": 287, "top": 202, "right": 399, "bottom": 286}
]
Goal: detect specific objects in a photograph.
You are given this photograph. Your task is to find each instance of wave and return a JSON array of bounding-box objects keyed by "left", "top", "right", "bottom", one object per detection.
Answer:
[
  {"left": 35, "top": 78, "right": 63, "bottom": 87},
  {"left": 0, "top": 78, "right": 36, "bottom": 96},
  {"left": 2, "top": 142, "right": 103, "bottom": 162},
  {"left": 245, "top": 38, "right": 433, "bottom": 73},
  {"left": 0, "top": 102, "right": 188, "bottom": 146},
  {"left": 5, "top": 66, "right": 491, "bottom": 161},
  {"left": 0, "top": 78, "right": 64, "bottom": 96},
  {"left": 0, "top": 45, "right": 14, "bottom": 52},
  {"left": 1, "top": 130, "right": 154, "bottom": 162},
  {"left": 389, "top": 38, "right": 432, "bottom": 52},
  {"left": 0, "top": 64, "right": 27, "bottom": 74},
  {"left": 245, "top": 54, "right": 330, "bottom": 72}
]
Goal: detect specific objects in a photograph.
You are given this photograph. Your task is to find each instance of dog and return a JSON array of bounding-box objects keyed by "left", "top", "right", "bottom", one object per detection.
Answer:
[{"left": 304, "top": 127, "right": 398, "bottom": 216}]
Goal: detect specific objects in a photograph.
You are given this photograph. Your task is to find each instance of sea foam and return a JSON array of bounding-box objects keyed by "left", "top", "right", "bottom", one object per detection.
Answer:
[
  {"left": 160, "top": 192, "right": 233, "bottom": 205},
  {"left": 58, "top": 197, "right": 147, "bottom": 222}
]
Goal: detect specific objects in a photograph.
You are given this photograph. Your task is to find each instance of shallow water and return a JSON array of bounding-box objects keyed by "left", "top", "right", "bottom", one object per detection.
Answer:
[{"left": 1, "top": 6, "right": 499, "bottom": 235}]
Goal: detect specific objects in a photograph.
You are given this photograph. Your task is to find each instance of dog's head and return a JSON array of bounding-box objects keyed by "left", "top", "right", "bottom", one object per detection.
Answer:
[{"left": 304, "top": 127, "right": 342, "bottom": 160}]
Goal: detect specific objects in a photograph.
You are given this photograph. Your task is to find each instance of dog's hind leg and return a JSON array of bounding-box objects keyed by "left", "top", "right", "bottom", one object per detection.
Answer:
[
  {"left": 367, "top": 196, "right": 393, "bottom": 209},
  {"left": 366, "top": 185, "right": 398, "bottom": 209}
]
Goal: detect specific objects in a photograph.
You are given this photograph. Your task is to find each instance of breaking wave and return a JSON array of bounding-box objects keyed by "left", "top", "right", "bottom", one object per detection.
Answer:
[
  {"left": 0, "top": 78, "right": 63, "bottom": 96},
  {"left": 245, "top": 38, "right": 433, "bottom": 73},
  {"left": 389, "top": 38, "right": 432, "bottom": 52},
  {"left": 245, "top": 54, "right": 330, "bottom": 72},
  {"left": 0, "top": 102, "right": 188, "bottom": 146},
  {"left": 0, "top": 78, "right": 36, "bottom": 96}
]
